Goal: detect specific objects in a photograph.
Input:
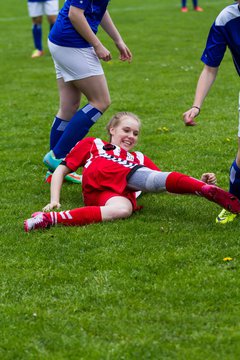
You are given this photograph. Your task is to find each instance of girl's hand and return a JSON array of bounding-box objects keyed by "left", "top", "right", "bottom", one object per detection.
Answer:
[
  {"left": 183, "top": 107, "right": 199, "bottom": 126},
  {"left": 43, "top": 201, "right": 61, "bottom": 212},
  {"left": 115, "top": 40, "right": 132, "bottom": 62},
  {"left": 201, "top": 173, "right": 217, "bottom": 185},
  {"left": 94, "top": 43, "right": 112, "bottom": 61}
]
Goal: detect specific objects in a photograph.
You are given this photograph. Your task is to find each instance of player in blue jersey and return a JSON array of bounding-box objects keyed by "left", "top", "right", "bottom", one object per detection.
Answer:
[
  {"left": 27, "top": 0, "right": 59, "bottom": 58},
  {"left": 181, "top": 0, "right": 203, "bottom": 12},
  {"left": 183, "top": 1, "right": 240, "bottom": 224},
  {"left": 43, "top": 0, "right": 132, "bottom": 184}
]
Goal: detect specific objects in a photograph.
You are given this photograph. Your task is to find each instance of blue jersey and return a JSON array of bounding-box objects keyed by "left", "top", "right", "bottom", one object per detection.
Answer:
[
  {"left": 49, "top": 0, "right": 110, "bottom": 48},
  {"left": 201, "top": 3, "right": 240, "bottom": 75}
]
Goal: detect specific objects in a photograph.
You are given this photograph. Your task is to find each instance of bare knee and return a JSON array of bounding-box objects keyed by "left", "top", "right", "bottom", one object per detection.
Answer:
[
  {"left": 47, "top": 15, "right": 57, "bottom": 25},
  {"left": 115, "top": 206, "right": 132, "bottom": 219},
  {"left": 102, "top": 205, "right": 132, "bottom": 221},
  {"left": 102, "top": 196, "right": 133, "bottom": 221},
  {"left": 91, "top": 96, "right": 111, "bottom": 113},
  {"left": 66, "top": 100, "right": 79, "bottom": 116},
  {"left": 102, "top": 97, "right": 111, "bottom": 112},
  {"left": 58, "top": 100, "right": 80, "bottom": 120},
  {"left": 32, "top": 16, "right": 42, "bottom": 25}
]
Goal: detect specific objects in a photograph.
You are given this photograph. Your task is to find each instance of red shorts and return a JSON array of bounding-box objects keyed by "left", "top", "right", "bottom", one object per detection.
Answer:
[
  {"left": 82, "top": 157, "right": 138, "bottom": 210},
  {"left": 83, "top": 189, "right": 138, "bottom": 211}
]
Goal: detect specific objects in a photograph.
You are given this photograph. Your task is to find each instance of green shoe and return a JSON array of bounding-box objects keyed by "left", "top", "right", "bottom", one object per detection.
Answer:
[
  {"left": 65, "top": 172, "right": 82, "bottom": 184},
  {"left": 43, "top": 150, "right": 62, "bottom": 171},
  {"left": 216, "top": 209, "right": 237, "bottom": 224},
  {"left": 45, "top": 170, "right": 82, "bottom": 184}
]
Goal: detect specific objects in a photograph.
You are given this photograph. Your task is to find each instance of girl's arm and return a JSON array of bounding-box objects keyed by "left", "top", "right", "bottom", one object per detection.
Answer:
[
  {"left": 68, "top": 6, "right": 111, "bottom": 61},
  {"left": 43, "top": 165, "right": 71, "bottom": 211},
  {"left": 100, "top": 11, "right": 132, "bottom": 62},
  {"left": 183, "top": 65, "right": 218, "bottom": 125}
]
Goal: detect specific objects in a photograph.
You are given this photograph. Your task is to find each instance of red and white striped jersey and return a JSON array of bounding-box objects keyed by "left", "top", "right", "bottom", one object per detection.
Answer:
[
  {"left": 64, "top": 137, "right": 160, "bottom": 209},
  {"left": 64, "top": 137, "right": 160, "bottom": 172}
]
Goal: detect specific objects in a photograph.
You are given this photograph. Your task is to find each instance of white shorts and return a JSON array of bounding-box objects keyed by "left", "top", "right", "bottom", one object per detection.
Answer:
[
  {"left": 28, "top": 0, "right": 59, "bottom": 17},
  {"left": 48, "top": 40, "right": 104, "bottom": 82}
]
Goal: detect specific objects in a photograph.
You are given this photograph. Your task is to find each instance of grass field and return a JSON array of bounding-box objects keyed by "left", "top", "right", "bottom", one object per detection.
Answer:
[{"left": 1, "top": 0, "right": 240, "bottom": 359}]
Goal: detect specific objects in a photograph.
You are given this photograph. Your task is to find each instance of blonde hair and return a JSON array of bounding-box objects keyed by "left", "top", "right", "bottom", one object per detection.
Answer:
[{"left": 106, "top": 111, "right": 141, "bottom": 139}]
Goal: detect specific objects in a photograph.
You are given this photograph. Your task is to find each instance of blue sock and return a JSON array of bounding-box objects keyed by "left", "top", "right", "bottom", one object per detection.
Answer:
[
  {"left": 50, "top": 116, "right": 69, "bottom": 149},
  {"left": 193, "top": 0, "right": 198, "bottom": 7},
  {"left": 53, "top": 104, "right": 102, "bottom": 158},
  {"left": 229, "top": 159, "right": 240, "bottom": 199},
  {"left": 32, "top": 24, "right": 42, "bottom": 51},
  {"left": 182, "top": 0, "right": 187, "bottom": 7}
]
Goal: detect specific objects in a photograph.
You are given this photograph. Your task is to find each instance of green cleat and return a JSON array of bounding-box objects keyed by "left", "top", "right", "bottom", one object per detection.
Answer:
[
  {"left": 45, "top": 170, "right": 82, "bottom": 184},
  {"left": 216, "top": 209, "right": 237, "bottom": 224},
  {"left": 65, "top": 172, "right": 82, "bottom": 184},
  {"left": 43, "top": 151, "right": 82, "bottom": 184},
  {"left": 43, "top": 150, "right": 62, "bottom": 171}
]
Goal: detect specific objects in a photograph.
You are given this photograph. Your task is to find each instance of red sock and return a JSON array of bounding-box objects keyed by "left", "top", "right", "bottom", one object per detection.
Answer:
[
  {"left": 47, "top": 206, "right": 102, "bottom": 226},
  {"left": 166, "top": 172, "right": 205, "bottom": 194}
]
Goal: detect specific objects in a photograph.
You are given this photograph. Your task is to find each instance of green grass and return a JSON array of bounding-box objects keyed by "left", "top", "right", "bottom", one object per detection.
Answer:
[{"left": 1, "top": 0, "right": 240, "bottom": 359}]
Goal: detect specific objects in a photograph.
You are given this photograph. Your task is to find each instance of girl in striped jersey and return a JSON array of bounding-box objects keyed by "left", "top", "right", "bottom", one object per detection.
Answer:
[{"left": 24, "top": 112, "right": 240, "bottom": 231}]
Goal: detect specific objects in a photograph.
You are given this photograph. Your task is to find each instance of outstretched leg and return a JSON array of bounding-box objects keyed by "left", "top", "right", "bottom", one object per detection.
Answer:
[
  {"left": 127, "top": 168, "right": 240, "bottom": 213},
  {"left": 24, "top": 197, "right": 132, "bottom": 232}
]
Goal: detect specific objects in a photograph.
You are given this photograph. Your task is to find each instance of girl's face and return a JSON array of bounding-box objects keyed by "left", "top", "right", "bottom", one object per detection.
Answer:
[{"left": 110, "top": 116, "right": 140, "bottom": 151}]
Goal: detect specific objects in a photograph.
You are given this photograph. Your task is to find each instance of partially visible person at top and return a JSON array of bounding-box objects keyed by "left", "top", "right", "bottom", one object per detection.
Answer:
[
  {"left": 24, "top": 112, "right": 240, "bottom": 232},
  {"left": 182, "top": 0, "right": 240, "bottom": 224},
  {"left": 27, "top": 0, "right": 59, "bottom": 58},
  {"left": 181, "top": 0, "right": 203, "bottom": 12},
  {"left": 42, "top": 0, "right": 132, "bottom": 185}
]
